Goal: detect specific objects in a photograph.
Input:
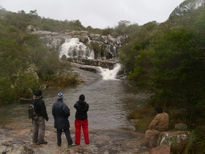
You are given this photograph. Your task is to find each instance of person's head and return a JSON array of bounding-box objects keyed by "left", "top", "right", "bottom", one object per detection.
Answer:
[
  {"left": 155, "top": 107, "right": 163, "bottom": 113},
  {"left": 58, "top": 92, "right": 63, "bottom": 100},
  {"left": 79, "top": 94, "right": 85, "bottom": 101},
  {"left": 33, "top": 90, "right": 42, "bottom": 97}
]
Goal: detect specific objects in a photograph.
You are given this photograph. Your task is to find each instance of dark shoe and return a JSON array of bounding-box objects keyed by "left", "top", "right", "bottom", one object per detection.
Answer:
[
  {"left": 37, "top": 141, "right": 48, "bottom": 145},
  {"left": 57, "top": 143, "right": 61, "bottom": 147}
]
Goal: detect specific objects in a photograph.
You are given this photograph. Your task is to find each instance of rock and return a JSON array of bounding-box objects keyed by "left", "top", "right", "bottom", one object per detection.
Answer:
[
  {"left": 157, "top": 131, "right": 189, "bottom": 153},
  {"left": 175, "top": 123, "right": 188, "bottom": 130},
  {"left": 150, "top": 145, "right": 170, "bottom": 154},
  {"left": 79, "top": 66, "right": 98, "bottom": 73},
  {"left": 22, "top": 145, "right": 34, "bottom": 154},
  {"left": 144, "top": 130, "right": 160, "bottom": 148},
  {"left": 33, "top": 30, "right": 127, "bottom": 60}
]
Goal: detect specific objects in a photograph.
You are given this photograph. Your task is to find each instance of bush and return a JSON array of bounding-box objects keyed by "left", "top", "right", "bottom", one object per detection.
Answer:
[
  {"left": 14, "top": 73, "right": 40, "bottom": 98},
  {"left": 0, "top": 77, "right": 16, "bottom": 105}
]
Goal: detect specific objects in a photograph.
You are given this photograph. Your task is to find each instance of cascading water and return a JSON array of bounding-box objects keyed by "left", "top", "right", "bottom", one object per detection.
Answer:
[
  {"left": 99, "top": 63, "right": 121, "bottom": 80},
  {"left": 59, "top": 38, "right": 94, "bottom": 59}
]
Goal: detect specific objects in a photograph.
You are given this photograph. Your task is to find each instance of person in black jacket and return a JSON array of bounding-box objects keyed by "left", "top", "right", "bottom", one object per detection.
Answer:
[
  {"left": 52, "top": 92, "right": 73, "bottom": 146},
  {"left": 32, "top": 90, "right": 48, "bottom": 144},
  {"left": 74, "top": 94, "right": 89, "bottom": 145}
]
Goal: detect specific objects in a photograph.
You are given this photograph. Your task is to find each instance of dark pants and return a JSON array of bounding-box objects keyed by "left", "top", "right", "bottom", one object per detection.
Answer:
[
  {"left": 32, "top": 116, "right": 45, "bottom": 144},
  {"left": 57, "top": 128, "right": 73, "bottom": 146}
]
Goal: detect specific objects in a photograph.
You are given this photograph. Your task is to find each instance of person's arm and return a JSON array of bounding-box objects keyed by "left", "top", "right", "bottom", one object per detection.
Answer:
[
  {"left": 52, "top": 104, "right": 55, "bottom": 118},
  {"left": 41, "top": 100, "right": 49, "bottom": 121},
  {"left": 74, "top": 102, "right": 79, "bottom": 109},
  {"left": 85, "top": 103, "right": 89, "bottom": 112},
  {"left": 148, "top": 115, "right": 159, "bottom": 129},
  {"left": 63, "top": 104, "right": 70, "bottom": 118}
]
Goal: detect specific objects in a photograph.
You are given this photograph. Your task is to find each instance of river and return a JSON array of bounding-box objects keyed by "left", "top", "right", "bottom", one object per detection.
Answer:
[
  {"left": 0, "top": 65, "right": 151, "bottom": 153},
  {"left": 0, "top": 65, "right": 149, "bottom": 130}
]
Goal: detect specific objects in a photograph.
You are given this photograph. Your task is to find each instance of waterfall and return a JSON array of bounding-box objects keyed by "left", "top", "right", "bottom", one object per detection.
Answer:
[
  {"left": 98, "top": 64, "right": 121, "bottom": 80},
  {"left": 59, "top": 38, "right": 94, "bottom": 59}
]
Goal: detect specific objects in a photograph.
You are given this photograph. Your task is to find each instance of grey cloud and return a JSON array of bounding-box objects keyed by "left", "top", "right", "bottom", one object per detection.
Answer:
[{"left": 0, "top": 0, "right": 184, "bottom": 28}]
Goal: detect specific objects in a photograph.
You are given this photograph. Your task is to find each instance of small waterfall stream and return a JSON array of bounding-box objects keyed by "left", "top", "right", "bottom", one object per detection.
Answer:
[
  {"left": 98, "top": 64, "right": 121, "bottom": 80},
  {"left": 59, "top": 38, "right": 95, "bottom": 59}
]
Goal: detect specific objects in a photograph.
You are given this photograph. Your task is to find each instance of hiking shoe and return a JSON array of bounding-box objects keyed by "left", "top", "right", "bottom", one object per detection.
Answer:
[
  {"left": 57, "top": 143, "right": 61, "bottom": 147},
  {"left": 37, "top": 141, "right": 48, "bottom": 145}
]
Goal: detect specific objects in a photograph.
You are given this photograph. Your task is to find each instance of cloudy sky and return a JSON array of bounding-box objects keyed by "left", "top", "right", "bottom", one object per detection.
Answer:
[{"left": 0, "top": 0, "right": 184, "bottom": 28}]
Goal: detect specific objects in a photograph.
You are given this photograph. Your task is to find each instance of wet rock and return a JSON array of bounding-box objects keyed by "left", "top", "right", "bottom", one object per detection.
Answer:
[
  {"left": 79, "top": 66, "right": 98, "bottom": 73},
  {"left": 150, "top": 145, "right": 170, "bottom": 154},
  {"left": 33, "top": 30, "right": 127, "bottom": 60},
  {"left": 175, "top": 123, "right": 188, "bottom": 130}
]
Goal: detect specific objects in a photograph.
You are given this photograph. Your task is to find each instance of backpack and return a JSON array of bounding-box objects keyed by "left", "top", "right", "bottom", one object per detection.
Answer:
[{"left": 28, "top": 101, "right": 38, "bottom": 120}]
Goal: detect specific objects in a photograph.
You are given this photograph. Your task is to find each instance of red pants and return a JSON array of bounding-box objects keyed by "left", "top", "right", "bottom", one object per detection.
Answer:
[{"left": 75, "top": 119, "right": 89, "bottom": 145}]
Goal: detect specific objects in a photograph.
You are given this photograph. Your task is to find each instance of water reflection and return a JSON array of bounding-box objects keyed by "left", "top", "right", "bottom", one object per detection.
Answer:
[{"left": 0, "top": 76, "right": 149, "bottom": 130}]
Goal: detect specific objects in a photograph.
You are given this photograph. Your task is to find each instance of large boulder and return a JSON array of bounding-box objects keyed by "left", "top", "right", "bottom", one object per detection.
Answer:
[{"left": 157, "top": 131, "right": 189, "bottom": 153}]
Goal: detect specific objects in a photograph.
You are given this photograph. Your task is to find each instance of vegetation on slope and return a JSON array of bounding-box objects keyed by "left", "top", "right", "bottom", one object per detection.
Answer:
[
  {"left": 119, "top": 5, "right": 205, "bottom": 154},
  {"left": 0, "top": 8, "right": 78, "bottom": 105}
]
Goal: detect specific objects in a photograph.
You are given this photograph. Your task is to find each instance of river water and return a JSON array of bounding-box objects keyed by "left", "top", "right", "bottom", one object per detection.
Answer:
[{"left": 0, "top": 66, "right": 149, "bottom": 130}]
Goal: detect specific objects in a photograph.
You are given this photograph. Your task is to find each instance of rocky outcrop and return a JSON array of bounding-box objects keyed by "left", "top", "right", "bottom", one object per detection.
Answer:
[
  {"left": 0, "top": 124, "right": 149, "bottom": 154},
  {"left": 157, "top": 131, "right": 189, "bottom": 153},
  {"left": 169, "top": 0, "right": 205, "bottom": 18},
  {"left": 67, "top": 58, "right": 117, "bottom": 69},
  {"left": 145, "top": 130, "right": 189, "bottom": 153},
  {"left": 32, "top": 30, "right": 127, "bottom": 60}
]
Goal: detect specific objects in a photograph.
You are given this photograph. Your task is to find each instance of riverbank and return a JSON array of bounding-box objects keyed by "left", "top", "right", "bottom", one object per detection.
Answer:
[{"left": 0, "top": 120, "right": 149, "bottom": 153}]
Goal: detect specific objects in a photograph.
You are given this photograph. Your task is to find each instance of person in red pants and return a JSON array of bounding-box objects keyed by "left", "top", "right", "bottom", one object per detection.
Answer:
[{"left": 74, "top": 94, "right": 89, "bottom": 145}]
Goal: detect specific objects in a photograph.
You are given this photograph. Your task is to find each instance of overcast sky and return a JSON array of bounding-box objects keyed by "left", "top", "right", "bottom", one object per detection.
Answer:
[{"left": 0, "top": 0, "right": 184, "bottom": 28}]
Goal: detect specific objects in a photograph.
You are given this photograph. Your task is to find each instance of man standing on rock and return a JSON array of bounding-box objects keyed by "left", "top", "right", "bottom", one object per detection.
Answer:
[
  {"left": 32, "top": 90, "right": 49, "bottom": 145},
  {"left": 142, "top": 107, "right": 169, "bottom": 147},
  {"left": 74, "top": 94, "right": 89, "bottom": 145},
  {"left": 52, "top": 92, "right": 73, "bottom": 147}
]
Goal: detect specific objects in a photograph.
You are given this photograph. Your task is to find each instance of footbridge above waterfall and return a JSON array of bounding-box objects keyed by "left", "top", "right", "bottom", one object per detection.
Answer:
[{"left": 66, "top": 58, "right": 118, "bottom": 69}]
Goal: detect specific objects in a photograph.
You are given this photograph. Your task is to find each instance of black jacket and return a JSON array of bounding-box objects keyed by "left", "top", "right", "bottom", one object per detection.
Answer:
[
  {"left": 74, "top": 100, "right": 89, "bottom": 120},
  {"left": 32, "top": 97, "right": 48, "bottom": 121},
  {"left": 52, "top": 99, "right": 70, "bottom": 129}
]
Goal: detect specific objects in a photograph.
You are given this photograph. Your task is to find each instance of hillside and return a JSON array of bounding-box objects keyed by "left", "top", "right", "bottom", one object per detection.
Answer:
[{"left": 119, "top": 0, "right": 205, "bottom": 153}]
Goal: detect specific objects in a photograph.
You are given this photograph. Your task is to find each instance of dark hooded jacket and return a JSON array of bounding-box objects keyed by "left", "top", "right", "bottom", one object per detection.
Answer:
[
  {"left": 74, "top": 100, "right": 89, "bottom": 120},
  {"left": 32, "top": 97, "right": 48, "bottom": 121},
  {"left": 52, "top": 98, "right": 70, "bottom": 129}
]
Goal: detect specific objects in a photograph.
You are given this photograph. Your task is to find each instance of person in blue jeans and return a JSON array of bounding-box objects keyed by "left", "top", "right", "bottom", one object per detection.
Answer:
[{"left": 52, "top": 92, "right": 73, "bottom": 146}]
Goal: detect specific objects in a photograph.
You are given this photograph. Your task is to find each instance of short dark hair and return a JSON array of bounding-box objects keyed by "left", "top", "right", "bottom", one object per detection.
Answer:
[
  {"left": 155, "top": 107, "right": 163, "bottom": 113},
  {"left": 79, "top": 94, "right": 85, "bottom": 101},
  {"left": 34, "top": 90, "right": 42, "bottom": 96}
]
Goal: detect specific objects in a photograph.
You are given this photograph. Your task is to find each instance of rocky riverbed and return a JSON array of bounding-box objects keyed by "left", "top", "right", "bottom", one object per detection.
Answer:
[{"left": 0, "top": 121, "right": 149, "bottom": 154}]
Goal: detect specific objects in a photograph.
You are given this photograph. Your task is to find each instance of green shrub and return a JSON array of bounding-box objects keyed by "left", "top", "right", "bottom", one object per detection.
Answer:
[
  {"left": 15, "top": 73, "right": 40, "bottom": 98},
  {"left": 0, "top": 77, "right": 16, "bottom": 105}
]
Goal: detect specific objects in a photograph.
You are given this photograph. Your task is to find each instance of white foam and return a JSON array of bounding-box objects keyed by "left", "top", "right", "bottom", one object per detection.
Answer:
[
  {"left": 59, "top": 38, "right": 94, "bottom": 59},
  {"left": 98, "top": 64, "right": 121, "bottom": 80}
]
